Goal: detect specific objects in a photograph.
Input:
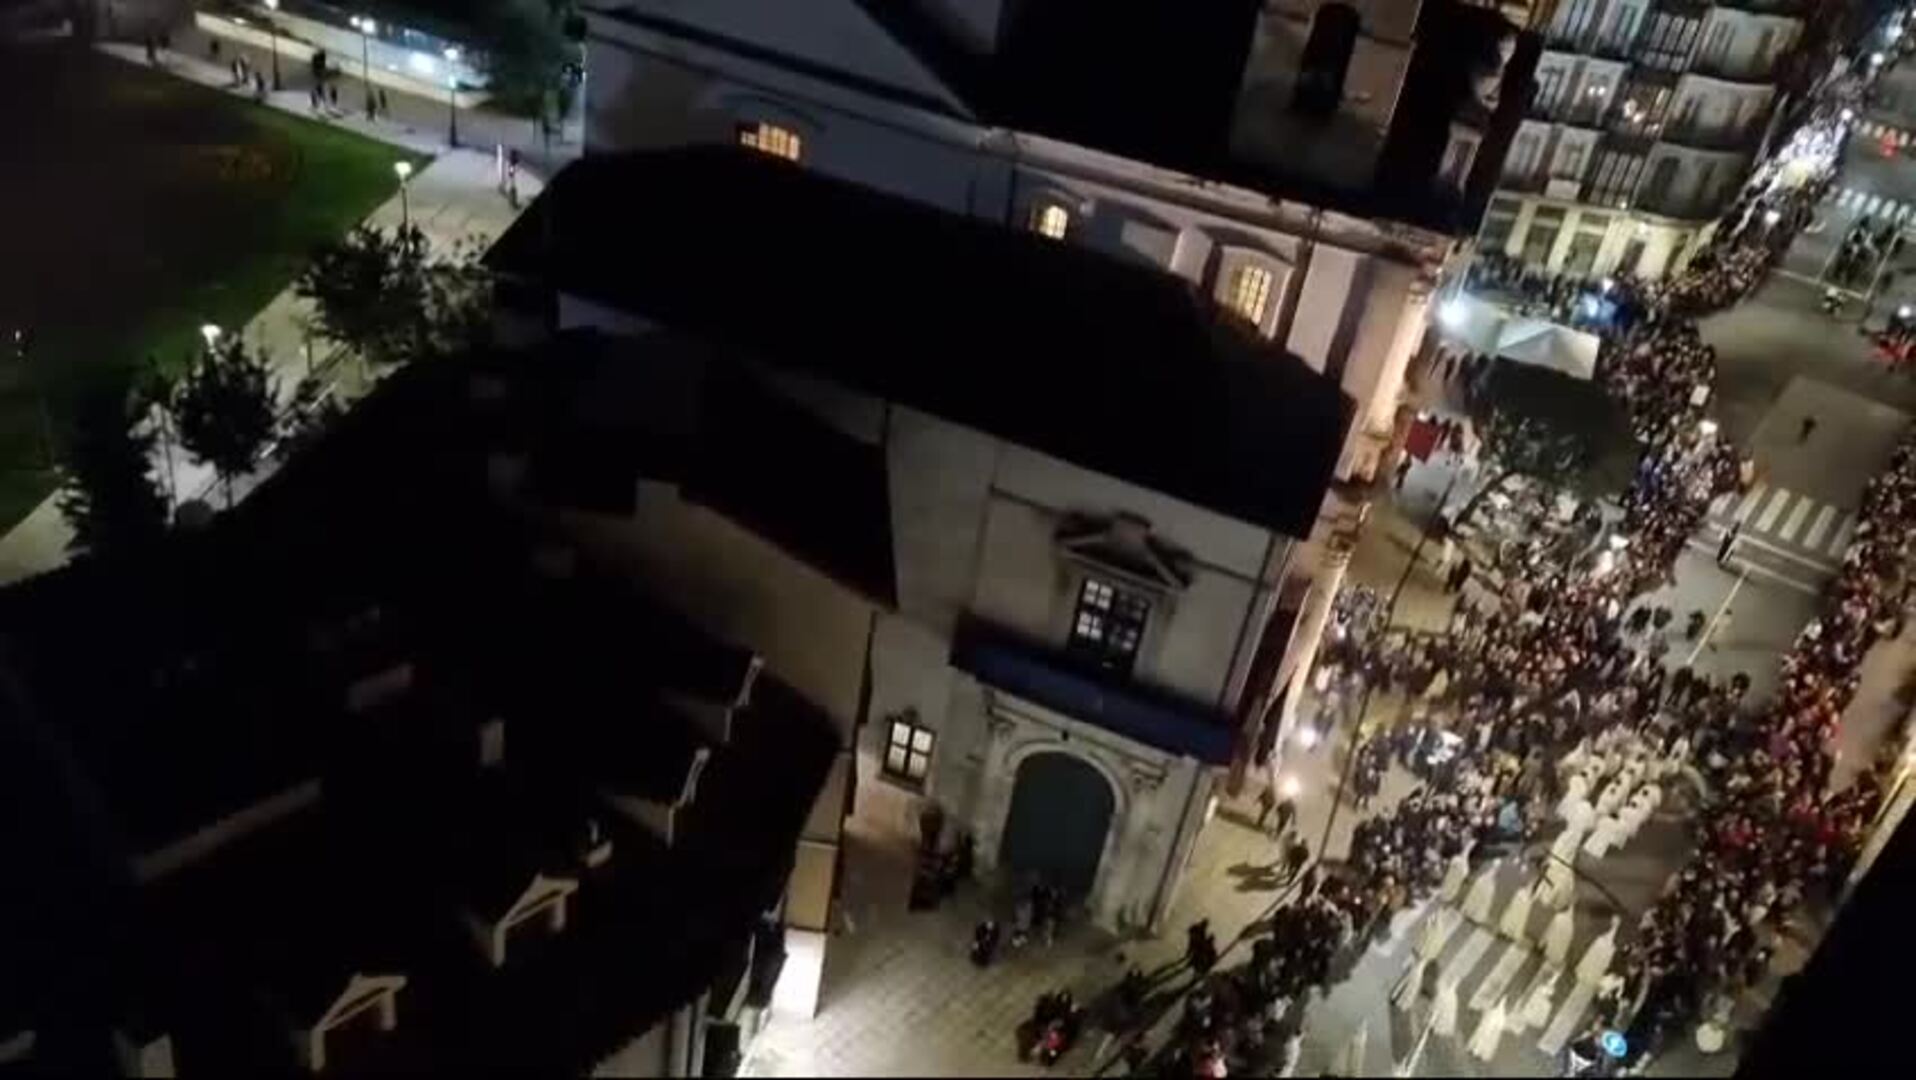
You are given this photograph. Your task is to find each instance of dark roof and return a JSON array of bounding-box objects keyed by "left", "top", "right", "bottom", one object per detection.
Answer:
[
  {"left": 0, "top": 350, "right": 841, "bottom": 1072},
  {"left": 594, "top": 0, "right": 1513, "bottom": 232},
  {"left": 487, "top": 147, "right": 1351, "bottom": 539}
]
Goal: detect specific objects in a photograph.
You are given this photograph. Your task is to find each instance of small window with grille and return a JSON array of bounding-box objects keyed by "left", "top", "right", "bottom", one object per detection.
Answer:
[
  {"left": 1068, "top": 577, "right": 1151, "bottom": 674},
  {"left": 884, "top": 716, "right": 935, "bottom": 785}
]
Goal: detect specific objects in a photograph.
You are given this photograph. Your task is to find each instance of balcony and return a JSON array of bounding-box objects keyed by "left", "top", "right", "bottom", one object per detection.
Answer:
[
  {"left": 1660, "top": 121, "right": 1763, "bottom": 154},
  {"left": 1711, "top": 0, "right": 1810, "bottom": 15},
  {"left": 949, "top": 617, "right": 1235, "bottom": 765},
  {"left": 1529, "top": 95, "right": 1609, "bottom": 128}
]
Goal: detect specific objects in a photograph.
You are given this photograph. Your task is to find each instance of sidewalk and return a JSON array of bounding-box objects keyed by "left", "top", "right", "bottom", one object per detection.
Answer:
[
  {"left": 0, "top": 45, "right": 543, "bottom": 585},
  {"left": 161, "top": 18, "right": 582, "bottom": 178}
]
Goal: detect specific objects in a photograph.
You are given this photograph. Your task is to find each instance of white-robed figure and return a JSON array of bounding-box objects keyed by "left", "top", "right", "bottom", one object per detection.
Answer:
[
  {"left": 1516, "top": 970, "right": 1562, "bottom": 1034},
  {"left": 1556, "top": 773, "right": 1591, "bottom": 822},
  {"left": 1461, "top": 860, "right": 1502, "bottom": 924},
  {"left": 1430, "top": 975, "right": 1461, "bottom": 1037},
  {"left": 1559, "top": 738, "right": 1592, "bottom": 779},
  {"left": 1466, "top": 996, "right": 1509, "bottom": 1061},
  {"left": 1549, "top": 823, "right": 1586, "bottom": 868},
  {"left": 1575, "top": 915, "right": 1621, "bottom": 986},
  {"left": 1541, "top": 904, "right": 1577, "bottom": 967},
  {"left": 1416, "top": 907, "right": 1455, "bottom": 963},
  {"left": 1581, "top": 812, "right": 1629, "bottom": 860},
  {"left": 1338, "top": 1021, "right": 1370, "bottom": 1076},
  {"left": 1536, "top": 856, "right": 1576, "bottom": 911},
  {"left": 1561, "top": 791, "right": 1596, "bottom": 836},
  {"left": 1438, "top": 845, "right": 1474, "bottom": 905},
  {"left": 1393, "top": 954, "right": 1431, "bottom": 1011},
  {"left": 1497, "top": 880, "right": 1536, "bottom": 942},
  {"left": 1594, "top": 776, "right": 1630, "bottom": 819}
]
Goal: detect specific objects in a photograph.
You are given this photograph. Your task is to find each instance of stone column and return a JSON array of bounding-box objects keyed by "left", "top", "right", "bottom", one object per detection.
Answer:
[
  {"left": 1270, "top": 538, "right": 1354, "bottom": 769},
  {"left": 971, "top": 712, "right": 1023, "bottom": 873}
]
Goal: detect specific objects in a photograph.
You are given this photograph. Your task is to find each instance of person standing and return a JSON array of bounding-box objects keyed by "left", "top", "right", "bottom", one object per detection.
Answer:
[
  {"left": 1717, "top": 521, "right": 1740, "bottom": 566},
  {"left": 1256, "top": 783, "right": 1277, "bottom": 832},
  {"left": 1274, "top": 795, "right": 1298, "bottom": 839},
  {"left": 1799, "top": 414, "right": 1818, "bottom": 443}
]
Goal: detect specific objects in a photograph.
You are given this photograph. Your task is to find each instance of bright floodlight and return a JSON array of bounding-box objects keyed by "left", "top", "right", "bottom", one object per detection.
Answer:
[
  {"left": 199, "top": 323, "right": 221, "bottom": 347},
  {"left": 265, "top": 0, "right": 278, "bottom": 8},
  {"left": 1279, "top": 775, "right": 1303, "bottom": 800},
  {"left": 1902, "top": 305, "right": 1914, "bottom": 320},
  {"left": 394, "top": 160, "right": 414, "bottom": 180},
  {"left": 1438, "top": 297, "right": 1468, "bottom": 329},
  {"left": 1600, "top": 276, "right": 1615, "bottom": 293},
  {"left": 1296, "top": 725, "right": 1321, "bottom": 750},
  {"left": 1699, "top": 418, "right": 1720, "bottom": 437},
  {"left": 1872, "top": 51, "right": 1887, "bottom": 66},
  {"left": 444, "top": 46, "right": 461, "bottom": 63}
]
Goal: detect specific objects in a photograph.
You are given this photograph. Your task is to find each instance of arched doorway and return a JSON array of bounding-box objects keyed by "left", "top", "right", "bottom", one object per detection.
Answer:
[{"left": 999, "top": 751, "right": 1116, "bottom": 901}]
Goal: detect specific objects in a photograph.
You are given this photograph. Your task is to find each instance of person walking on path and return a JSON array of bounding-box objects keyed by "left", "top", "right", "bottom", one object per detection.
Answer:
[
  {"left": 1799, "top": 414, "right": 1818, "bottom": 443},
  {"left": 1281, "top": 838, "right": 1310, "bottom": 884},
  {"left": 1717, "top": 521, "right": 1740, "bottom": 566},
  {"left": 1273, "top": 794, "right": 1297, "bottom": 839},
  {"left": 1256, "top": 783, "right": 1277, "bottom": 832}
]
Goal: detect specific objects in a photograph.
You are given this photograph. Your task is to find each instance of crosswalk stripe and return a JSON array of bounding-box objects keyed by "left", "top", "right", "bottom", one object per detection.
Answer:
[
  {"left": 1539, "top": 978, "right": 1599, "bottom": 1058},
  {"left": 1778, "top": 497, "right": 1813, "bottom": 542},
  {"left": 1444, "top": 926, "right": 1499, "bottom": 988},
  {"left": 1755, "top": 488, "right": 1793, "bottom": 531},
  {"left": 1866, "top": 195, "right": 1885, "bottom": 214},
  {"left": 1900, "top": 203, "right": 1914, "bottom": 223},
  {"left": 1709, "top": 492, "right": 1735, "bottom": 516},
  {"left": 1803, "top": 504, "right": 1837, "bottom": 550},
  {"left": 1736, "top": 483, "right": 1768, "bottom": 521},
  {"left": 1469, "top": 943, "right": 1532, "bottom": 1013},
  {"left": 1829, "top": 513, "right": 1857, "bottom": 556},
  {"left": 1839, "top": 188, "right": 1859, "bottom": 209}
]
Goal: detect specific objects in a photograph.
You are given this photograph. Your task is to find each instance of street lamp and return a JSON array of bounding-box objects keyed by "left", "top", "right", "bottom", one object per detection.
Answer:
[
  {"left": 1699, "top": 418, "right": 1720, "bottom": 439},
  {"left": 1764, "top": 208, "right": 1783, "bottom": 227},
  {"left": 394, "top": 160, "right": 414, "bottom": 229},
  {"left": 264, "top": 0, "right": 282, "bottom": 91},
  {"left": 1295, "top": 725, "right": 1321, "bottom": 750},
  {"left": 444, "top": 46, "right": 461, "bottom": 147},
  {"left": 1278, "top": 775, "right": 1303, "bottom": 800},
  {"left": 1438, "top": 296, "right": 1468, "bottom": 329},
  {"left": 200, "top": 323, "right": 222, "bottom": 350},
  {"left": 351, "top": 15, "right": 377, "bottom": 119}
]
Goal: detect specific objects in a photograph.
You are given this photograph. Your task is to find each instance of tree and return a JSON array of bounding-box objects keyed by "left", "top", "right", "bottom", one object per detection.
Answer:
[
  {"left": 171, "top": 338, "right": 278, "bottom": 508},
  {"left": 56, "top": 376, "right": 170, "bottom": 558},
  {"left": 481, "top": 0, "right": 579, "bottom": 120},
  {"left": 295, "top": 224, "right": 490, "bottom": 372},
  {"left": 1449, "top": 360, "right": 1631, "bottom": 534}
]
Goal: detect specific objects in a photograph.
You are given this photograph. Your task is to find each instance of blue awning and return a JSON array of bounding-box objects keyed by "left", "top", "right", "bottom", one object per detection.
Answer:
[{"left": 950, "top": 619, "right": 1236, "bottom": 765}]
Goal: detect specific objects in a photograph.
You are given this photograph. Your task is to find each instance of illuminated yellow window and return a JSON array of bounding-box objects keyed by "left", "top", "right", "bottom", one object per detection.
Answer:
[
  {"left": 1226, "top": 264, "right": 1274, "bottom": 325},
  {"left": 1034, "top": 203, "right": 1070, "bottom": 239},
  {"left": 738, "top": 121, "right": 803, "bottom": 162}
]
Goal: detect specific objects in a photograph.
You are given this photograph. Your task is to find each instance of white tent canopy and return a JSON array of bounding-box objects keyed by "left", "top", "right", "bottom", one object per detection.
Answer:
[
  {"left": 1492, "top": 319, "right": 1601, "bottom": 380},
  {"left": 1437, "top": 295, "right": 1602, "bottom": 381}
]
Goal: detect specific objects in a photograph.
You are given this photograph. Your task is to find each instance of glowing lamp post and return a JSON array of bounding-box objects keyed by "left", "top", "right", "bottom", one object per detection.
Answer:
[
  {"left": 264, "top": 0, "right": 283, "bottom": 91},
  {"left": 394, "top": 160, "right": 414, "bottom": 229},
  {"left": 444, "top": 46, "right": 462, "bottom": 148}
]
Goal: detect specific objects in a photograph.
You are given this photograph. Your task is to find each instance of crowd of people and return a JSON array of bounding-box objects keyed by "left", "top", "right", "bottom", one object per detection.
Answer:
[{"left": 1054, "top": 77, "right": 1908, "bottom": 1079}]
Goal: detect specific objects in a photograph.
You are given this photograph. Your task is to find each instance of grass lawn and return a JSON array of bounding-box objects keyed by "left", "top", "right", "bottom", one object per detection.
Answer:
[{"left": 0, "top": 44, "right": 423, "bottom": 532}]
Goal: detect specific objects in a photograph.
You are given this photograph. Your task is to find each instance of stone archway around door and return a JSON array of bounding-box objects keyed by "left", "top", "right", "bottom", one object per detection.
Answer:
[{"left": 997, "top": 750, "right": 1117, "bottom": 902}]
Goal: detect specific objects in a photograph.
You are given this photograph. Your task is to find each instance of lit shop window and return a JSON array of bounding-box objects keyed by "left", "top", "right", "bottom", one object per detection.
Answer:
[
  {"left": 1225, "top": 264, "right": 1275, "bottom": 325},
  {"left": 738, "top": 122, "right": 803, "bottom": 162},
  {"left": 1034, "top": 203, "right": 1071, "bottom": 239}
]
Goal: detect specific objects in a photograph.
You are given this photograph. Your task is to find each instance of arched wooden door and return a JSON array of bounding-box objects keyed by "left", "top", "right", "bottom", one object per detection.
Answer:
[{"left": 999, "top": 751, "right": 1115, "bottom": 901}]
